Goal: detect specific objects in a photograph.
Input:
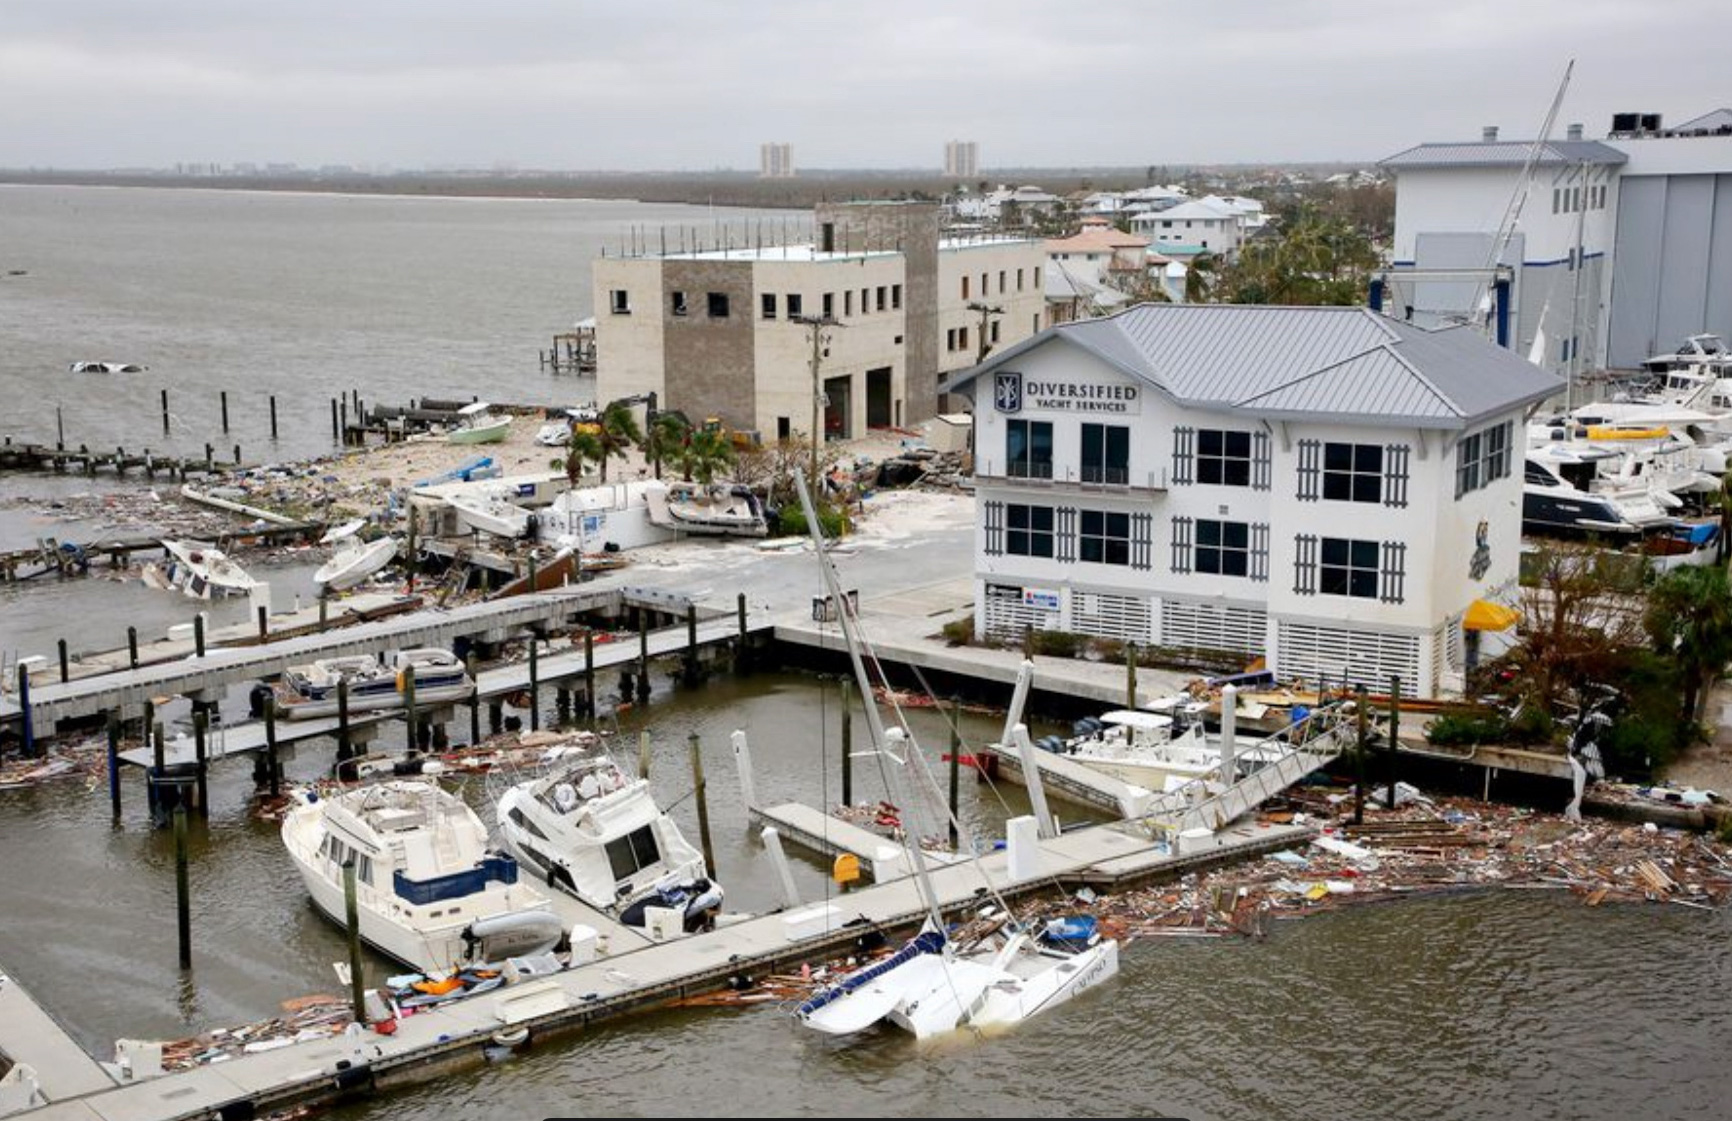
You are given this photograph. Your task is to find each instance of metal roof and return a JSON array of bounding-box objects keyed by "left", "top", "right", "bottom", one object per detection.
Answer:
[
  {"left": 943, "top": 304, "right": 1563, "bottom": 430},
  {"left": 1674, "top": 108, "right": 1732, "bottom": 132},
  {"left": 1380, "top": 139, "right": 1627, "bottom": 169}
]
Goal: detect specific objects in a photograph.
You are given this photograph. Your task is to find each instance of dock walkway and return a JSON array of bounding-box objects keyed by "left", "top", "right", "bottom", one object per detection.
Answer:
[{"left": 0, "top": 960, "right": 115, "bottom": 1110}]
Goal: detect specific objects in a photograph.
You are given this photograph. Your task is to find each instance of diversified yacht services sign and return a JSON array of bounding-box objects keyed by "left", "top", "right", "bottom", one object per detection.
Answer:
[{"left": 993, "top": 371, "right": 1141, "bottom": 415}]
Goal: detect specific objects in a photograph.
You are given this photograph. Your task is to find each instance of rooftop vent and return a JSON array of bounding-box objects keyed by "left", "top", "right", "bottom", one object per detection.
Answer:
[
  {"left": 1566, "top": 123, "right": 1584, "bottom": 141},
  {"left": 1483, "top": 125, "right": 1499, "bottom": 142}
]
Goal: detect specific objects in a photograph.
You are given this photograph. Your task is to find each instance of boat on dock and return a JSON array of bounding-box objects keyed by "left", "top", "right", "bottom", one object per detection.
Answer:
[
  {"left": 313, "top": 519, "right": 399, "bottom": 591},
  {"left": 445, "top": 402, "right": 512, "bottom": 445},
  {"left": 281, "top": 779, "right": 564, "bottom": 974},
  {"left": 493, "top": 734, "right": 722, "bottom": 937},
  {"left": 276, "top": 648, "right": 475, "bottom": 719}
]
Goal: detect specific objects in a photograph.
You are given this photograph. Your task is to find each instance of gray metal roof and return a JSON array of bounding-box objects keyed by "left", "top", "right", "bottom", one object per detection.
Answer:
[
  {"left": 1675, "top": 108, "right": 1732, "bottom": 132},
  {"left": 1380, "top": 139, "right": 1628, "bottom": 169},
  {"left": 944, "top": 304, "right": 1563, "bottom": 430}
]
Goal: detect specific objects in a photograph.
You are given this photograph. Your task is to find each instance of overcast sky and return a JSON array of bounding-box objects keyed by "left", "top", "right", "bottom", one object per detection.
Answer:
[{"left": 2, "top": 1, "right": 1724, "bottom": 172}]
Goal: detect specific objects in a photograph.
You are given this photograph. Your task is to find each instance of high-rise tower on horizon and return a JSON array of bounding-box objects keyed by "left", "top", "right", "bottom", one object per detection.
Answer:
[
  {"left": 944, "top": 140, "right": 979, "bottom": 179},
  {"left": 759, "top": 142, "right": 794, "bottom": 179}
]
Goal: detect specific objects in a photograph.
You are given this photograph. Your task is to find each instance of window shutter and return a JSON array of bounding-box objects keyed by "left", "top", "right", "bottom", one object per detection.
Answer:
[
  {"left": 1056, "top": 506, "right": 1077, "bottom": 564},
  {"left": 984, "top": 501, "right": 1004, "bottom": 556},
  {"left": 1380, "top": 541, "right": 1407, "bottom": 604},
  {"left": 1384, "top": 444, "right": 1410, "bottom": 508},
  {"left": 1251, "top": 522, "right": 1270, "bottom": 583},
  {"left": 1252, "top": 429, "right": 1272, "bottom": 491},
  {"left": 1170, "top": 516, "right": 1193, "bottom": 574},
  {"left": 1131, "top": 512, "right": 1154, "bottom": 571},
  {"left": 1172, "top": 426, "right": 1194, "bottom": 486},
  {"left": 1294, "top": 533, "right": 1318, "bottom": 595},
  {"left": 1296, "top": 439, "right": 1321, "bottom": 502}
]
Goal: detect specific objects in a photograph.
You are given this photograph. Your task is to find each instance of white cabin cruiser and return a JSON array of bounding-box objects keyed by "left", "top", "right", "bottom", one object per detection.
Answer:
[
  {"left": 282, "top": 780, "right": 563, "bottom": 973},
  {"left": 150, "top": 539, "right": 261, "bottom": 599},
  {"left": 1522, "top": 452, "right": 1676, "bottom": 536},
  {"left": 313, "top": 519, "right": 399, "bottom": 591},
  {"left": 494, "top": 736, "right": 722, "bottom": 936},
  {"left": 276, "top": 648, "right": 475, "bottom": 719}
]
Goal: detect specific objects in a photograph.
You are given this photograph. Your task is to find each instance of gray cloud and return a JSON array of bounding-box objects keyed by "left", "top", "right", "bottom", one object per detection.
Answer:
[{"left": 0, "top": 0, "right": 1724, "bottom": 170}]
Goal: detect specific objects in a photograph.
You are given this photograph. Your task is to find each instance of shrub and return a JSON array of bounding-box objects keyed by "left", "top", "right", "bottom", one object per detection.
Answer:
[
  {"left": 939, "top": 618, "right": 974, "bottom": 647},
  {"left": 1425, "top": 711, "right": 1510, "bottom": 746},
  {"left": 777, "top": 501, "right": 850, "bottom": 538},
  {"left": 1029, "top": 629, "right": 1086, "bottom": 659}
]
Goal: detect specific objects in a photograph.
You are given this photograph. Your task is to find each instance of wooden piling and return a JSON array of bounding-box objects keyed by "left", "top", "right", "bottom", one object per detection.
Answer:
[
  {"left": 57, "top": 637, "right": 69, "bottom": 683},
  {"left": 128, "top": 625, "right": 139, "bottom": 669},
  {"left": 343, "top": 860, "right": 365, "bottom": 1021},
  {"left": 583, "top": 631, "right": 595, "bottom": 718},
  {"left": 106, "top": 711, "right": 122, "bottom": 818},
  {"left": 735, "top": 592, "right": 749, "bottom": 672},
  {"left": 264, "top": 700, "right": 281, "bottom": 799},
  {"left": 683, "top": 604, "right": 699, "bottom": 685},
  {"left": 637, "top": 730, "right": 651, "bottom": 780},
  {"left": 406, "top": 505, "right": 418, "bottom": 594},
  {"left": 220, "top": 390, "right": 229, "bottom": 433},
  {"left": 1354, "top": 685, "right": 1368, "bottom": 826},
  {"left": 193, "top": 710, "right": 209, "bottom": 818},
  {"left": 948, "top": 697, "right": 962, "bottom": 849},
  {"left": 318, "top": 593, "right": 329, "bottom": 633},
  {"left": 193, "top": 613, "right": 205, "bottom": 658},
  {"left": 1387, "top": 675, "right": 1401, "bottom": 810},
  {"left": 55, "top": 405, "right": 64, "bottom": 450},
  {"left": 330, "top": 398, "right": 339, "bottom": 443},
  {"left": 161, "top": 389, "right": 171, "bottom": 434},
  {"left": 1126, "top": 642, "right": 1138, "bottom": 709},
  {"left": 403, "top": 665, "right": 418, "bottom": 755},
  {"left": 336, "top": 678, "right": 352, "bottom": 760},
  {"left": 840, "top": 678, "right": 853, "bottom": 808},
  {"left": 16, "top": 666, "right": 33, "bottom": 758},
  {"left": 689, "top": 733, "right": 715, "bottom": 876},
  {"left": 256, "top": 604, "right": 269, "bottom": 642},
  {"left": 528, "top": 638, "right": 540, "bottom": 731},
  {"left": 174, "top": 805, "right": 192, "bottom": 969},
  {"left": 467, "top": 653, "right": 481, "bottom": 745},
  {"left": 269, "top": 395, "right": 279, "bottom": 440}
]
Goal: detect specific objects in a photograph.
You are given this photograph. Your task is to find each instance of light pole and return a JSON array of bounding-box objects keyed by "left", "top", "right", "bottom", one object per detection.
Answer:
[
  {"left": 791, "top": 314, "right": 842, "bottom": 483},
  {"left": 967, "top": 301, "right": 1004, "bottom": 364}
]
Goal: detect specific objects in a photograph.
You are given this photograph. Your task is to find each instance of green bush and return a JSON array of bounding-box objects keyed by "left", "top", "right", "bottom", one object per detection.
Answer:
[
  {"left": 1425, "top": 711, "right": 1510, "bottom": 746},
  {"left": 777, "top": 502, "right": 850, "bottom": 538},
  {"left": 1029, "top": 629, "right": 1086, "bottom": 659},
  {"left": 939, "top": 618, "right": 974, "bottom": 647}
]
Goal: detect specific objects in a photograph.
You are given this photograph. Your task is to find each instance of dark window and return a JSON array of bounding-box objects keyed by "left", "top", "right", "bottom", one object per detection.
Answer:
[
  {"left": 605, "top": 824, "right": 662, "bottom": 883},
  {"left": 998, "top": 270, "right": 1007, "bottom": 293},
  {"left": 1320, "top": 537, "right": 1380, "bottom": 599},
  {"left": 707, "top": 292, "right": 729, "bottom": 318},
  {"left": 609, "top": 289, "right": 630, "bottom": 314},
  {"left": 1016, "top": 267, "right": 1025, "bottom": 291},
  {"left": 1006, "top": 419, "right": 1053, "bottom": 479},
  {"left": 671, "top": 291, "right": 688, "bottom": 317},
  {"left": 962, "top": 276, "right": 970, "bottom": 299},
  {"left": 892, "top": 284, "right": 902, "bottom": 309},
  {"left": 761, "top": 293, "right": 777, "bottom": 320},
  {"left": 876, "top": 286, "right": 887, "bottom": 311},
  {"left": 990, "top": 321, "right": 1000, "bottom": 344},
  {"left": 509, "top": 806, "right": 548, "bottom": 840},
  {"left": 958, "top": 326, "right": 969, "bottom": 352},
  {"left": 787, "top": 293, "right": 804, "bottom": 318},
  {"left": 1195, "top": 519, "right": 1250, "bottom": 577},
  {"left": 1322, "top": 442, "right": 1382, "bottom": 503},
  {"left": 1456, "top": 421, "right": 1512, "bottom": 498},
  {"left": 1081, "top": 423, "right": 1130, "bottom": 484},
  {"left": 822, "top": 292, "right": 834, "bottom": 318},
  {"left": 845, "top": 291, "right": 854, "bottom": 317},
  {"left": 1006, "top": 504, "right": 1054, "bottom": 557},
  {"left": 1197, "top": 429, "right": 1252, "bottom": 486},
  {"left": 1079, "top": 510, "right": 1130, "bottom": 565}
]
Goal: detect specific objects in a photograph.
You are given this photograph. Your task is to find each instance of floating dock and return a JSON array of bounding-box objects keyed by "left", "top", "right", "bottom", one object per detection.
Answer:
[{"left": 0, "top": 960, "right": 115, "bottom": 1112}]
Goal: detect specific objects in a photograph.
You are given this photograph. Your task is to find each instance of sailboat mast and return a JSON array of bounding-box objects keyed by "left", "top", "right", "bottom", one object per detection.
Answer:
[{"left": 793, "top": 476, "right": 947, "bottom": 935}]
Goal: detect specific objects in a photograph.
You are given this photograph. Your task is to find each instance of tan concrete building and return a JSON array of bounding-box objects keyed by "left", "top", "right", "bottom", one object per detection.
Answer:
[{"left": 592, "top": 202, "right": 1046, "bottom": 441}]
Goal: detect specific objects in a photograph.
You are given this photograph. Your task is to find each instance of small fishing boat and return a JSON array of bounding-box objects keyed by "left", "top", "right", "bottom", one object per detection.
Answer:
[
  {"left": 313, "top": 519, "right": 399, "bottom": 591},
  {"left": 446, "top": 489, "right": 532, "bottom": 539},
  {"left": 446, "top": 402, "right": 512, "bottom": 445},
  {"left": 281, "top": 780, "right": 564, "bottom": 973},
  {"left": 644, "top": 481, "right": 768, "bottom": 537},
  {"left": 276, "top": 648, "right": 475, "bottom": 719},
  {"left": 493, "top": 734, "right": 722, "bottom": 937}
]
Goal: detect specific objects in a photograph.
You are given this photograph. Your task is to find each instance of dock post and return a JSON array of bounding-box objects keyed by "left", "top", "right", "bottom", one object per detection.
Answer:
[
  {"left": 528, "top": 638, "right": 540, "bottom": 731},
  {"left": 1386, "top": 674, "right": 1401, "bottom": 810},
  {"left": 193, "top": 613, "right": 205, "bottom": 658},
  {"left": 128, "top": 625, "right": 139, "bottom": 669},
  {"left": 467, "top": 654, "right": 481, "bottom": 745},
  {"left": 204, "top": 443, "right": 213, "bottom": 471},
  {"left": 256, "top": 604, "right": 268, "bottom": 643},
  {"left": 264, "top": 700, "right": 281, "bottom": 799},
  {"left": 337, "top": 679, "right": 352, "bottom": 760},
  {"left": 220, "top": 390, "right": 229, "bottom": 433},
  {"left": 526, "top": 552, "right": 538, "bottom": 593},
  {"left": 839, "top": 678, "right": 853, "bottom": 807},
  {"left": 339, "top": 399, "right": 348, "bottom": 443},
  {"left": 174, "top": 806, "right": 192, "bottom": 969},
  {"left": 106, "top": 710, "right": 122, "bottom": 818},
  {"left": 16, "top": 666, "right": 33, "bottom": 758},
  {"left": 730, "top": 729, "right": 757, "bottom": 811},
  {"left": 269, "top": 395, "right": 278, "bottom": 441},
  {"left": 689, "top": 733, "right": 715, "bottom": 875},
  {"left": 162, "top": 389, "right": 171, "bottom": 434},
  {"left": 343, "top": 860, "right": 366, "bottom": 1022},
  {"left": 406, "top": 504, "right": 418, "bottom": 594},
  {"left": 57, "top": 637, "right": 69, "bottom": 683},
  {"left": 760, "top": 827, "right": 801, "bottom": 909},
  {"left": 637, "top": 616, "right": 650, "bottom": 701},
  {"left": 1011, "top": 725, "right": 1057, "bottom": 840},
  {"left": 638, "top": 730, "right": 651, "bottom": 780},
  {"left": 555, "top": 685, "right": 571, "bottom": 726},
  {"left": 1220, "top": 684, "right": 1238, "bottom": 786},
  {"left": 948, "top": 697, "right": 962, "bottom": 849},
  {"left": 318, "top": 592, "right": 329, "bottom": 633},
  {"left": 683, "top": 604, "right": 699, "bottom": 685},
  {"left": 1126, "top": 641, "right": 1138, "bottom": 709},
  {"left": 488, "top": 699, "right": 503, "bottom": 735},
  {"left": 735, "top": 592, "right": 749, "bottom": 672},
  {"left": 330, "top": 398, "right": 339, "bottom": 443},
  {"left": 56, "top": 404, "right": 64, "bottom": 450},
  {"left": 583, "top": 631, "right": 596, "bottom": 718},
  {"left": 232, "top": 443, "right": 241, "bottom": 466},
  {"left": 403, "top": 667, "right": 418, "bottom": 755},
  {"left": 1354, "top": 685, "right": 1368, "bottom": 826},
  {"left": 193, "top": 710, "right": 209, "bottom": 817}
]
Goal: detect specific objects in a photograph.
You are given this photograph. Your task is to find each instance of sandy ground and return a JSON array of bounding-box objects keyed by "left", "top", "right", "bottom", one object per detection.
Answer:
[{"left": 1661, "top": 678, "right": 1732, "bottom": 794}]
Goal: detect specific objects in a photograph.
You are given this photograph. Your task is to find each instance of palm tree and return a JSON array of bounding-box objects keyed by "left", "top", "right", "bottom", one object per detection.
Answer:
[
  {"left": 1183, "top": 252, "right": 1216, "bottom": 303},
  {"left": 592, "top": 401, "right": 643, "bottom": 482},
  {"left": 685, "top": 428, "right": 736, "bottom": 485},
  {"left": 554, "top": 426, "right": 604, "bottom": 489},
  {"left": 1645, "top": 565, "right": 1732, "bottom": 729},
  {"left": 644, "top": 411, "right": 692, "bottom": 481}
]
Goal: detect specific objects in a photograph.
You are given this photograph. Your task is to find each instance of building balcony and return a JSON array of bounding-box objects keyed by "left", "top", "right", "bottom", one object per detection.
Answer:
[{"left": 973, "top": 459, "right": 1168, "bottom": 496}]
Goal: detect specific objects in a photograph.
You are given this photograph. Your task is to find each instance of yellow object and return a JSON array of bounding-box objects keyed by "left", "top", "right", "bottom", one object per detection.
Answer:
[
  {"left": 832, "top": 853, "right": 861, "bottom": 884},
  {"left": 1305, "top": 883, "right": 1330, "bottom": 902},
  {"left": 1586, "top": 425, "right": 1668, "bottom": 440},
  {"left": 1463, "top": 599, "right": 1520, "bottom": 632}
]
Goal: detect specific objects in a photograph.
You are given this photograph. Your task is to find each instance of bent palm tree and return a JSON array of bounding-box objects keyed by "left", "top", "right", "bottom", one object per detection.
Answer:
[
  {"left": 593, "top": 401, "right": 644, "bottom": 482},
  {"left": 645, "top": 411, "right": 692, "bottom": 481},
  {"left": 685, "top": 428, "right": 737, "bottom": 485}
]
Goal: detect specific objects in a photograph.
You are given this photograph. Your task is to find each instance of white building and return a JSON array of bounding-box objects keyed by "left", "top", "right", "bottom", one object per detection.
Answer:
[
  {"left": 1128, "top": 198, "right": 1247, "bottom": 256},
  {"left": 592, "top": 202, "right": 1046, "bottom": 440},
  {"left": 944, "top": 304, "right": 1562, "bottom": 698},
  {"left": 945, "top": 140, "right": 979, "bottom": 179},
  {"left": 1382, "top": 110, "right": 1732, "bottom": 376},
  {"left": 759, "top": 143, "right": 794, "bottom": 179}
]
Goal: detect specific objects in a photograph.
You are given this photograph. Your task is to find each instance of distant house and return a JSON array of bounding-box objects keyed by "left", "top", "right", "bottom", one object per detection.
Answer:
[
  {"left": 1128, "top": 198, "right": 1248, "bottom": 256},
  {"left": 1045, "top": 221, "right": 1154, "bottom": 286}
]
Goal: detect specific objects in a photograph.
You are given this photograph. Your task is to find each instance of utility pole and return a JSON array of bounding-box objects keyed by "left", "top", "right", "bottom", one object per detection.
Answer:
[
  {"left": 791, "top": 314, "right": 842, "bottom": 483},
  {"left": 967, "top": 301, "right": 1004, "bottom": 364}
]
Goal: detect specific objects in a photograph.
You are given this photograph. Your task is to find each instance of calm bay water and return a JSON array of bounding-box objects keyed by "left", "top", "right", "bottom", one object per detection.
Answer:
[{"left": 0, "top": 186, "right": 1728, "bottom": 1121}]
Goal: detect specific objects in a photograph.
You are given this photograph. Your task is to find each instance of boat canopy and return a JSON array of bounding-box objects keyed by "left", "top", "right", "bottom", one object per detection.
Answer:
[
  {"left": 1098, "top": 710, "right": 1175, "bottom": 731},
  {"left": 457, "top": 401, "right": 493, "bottom": 417},
  {"left": 1463, "top": 599, "right": 1521, "bottom": 632}
]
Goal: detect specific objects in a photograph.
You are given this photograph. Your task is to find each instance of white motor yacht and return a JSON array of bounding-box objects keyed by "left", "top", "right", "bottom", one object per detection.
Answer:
[{"left": 313, "top": 519, "right": 399, "bottom": 591}]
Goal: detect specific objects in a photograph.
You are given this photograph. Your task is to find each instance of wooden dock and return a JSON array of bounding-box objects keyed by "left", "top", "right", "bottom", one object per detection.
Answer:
[
  {"left": 0, "top": 438, "right": 244, "bottom": 481},
  {"left": 1, "top": 522, "right": 326, "bottom": 586},
  {"left": 0, "top": 959, "right": 116, "bottom": 1111}
]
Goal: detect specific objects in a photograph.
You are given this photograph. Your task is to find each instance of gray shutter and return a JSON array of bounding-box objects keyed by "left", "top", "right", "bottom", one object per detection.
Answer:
[
  {"left": 1251, "top": 522, "right": 1270, "bottom": 583},
  {"left": 1170, "top": 516, "right": 1193, "bottom": 574},
  {"left": 1294, "top": 533, "right": 1318, "bottom": 595},
  {"left": 1131, "top": 512, "right": 1153, "bottom": 571},
  {"left": 1381, "top": 541, "right": 1407, "bottom": 604},
  {"left": 984, "top": 501, "right": 1003, "bottom": 556},
  {"left": 1384, "top": 444, "right": 1410, "bottom": 508},
  {"left": 1172, "top": 426, "right": 1194, "bottom": 486},
  {"left": 1296, "top": 439, "right": 1321, "bottom": 501},
  {"left": 1056, "top": 506, "right": 1077, "bottom": 564},
  {"left": 1252, "top": 429, "right": 1272, "bottom": 491}
]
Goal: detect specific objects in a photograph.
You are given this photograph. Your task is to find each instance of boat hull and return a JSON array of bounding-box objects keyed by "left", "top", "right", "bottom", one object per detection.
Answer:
[
  {"left": 448, "top": 418, "right": 512, "bottom": 445},
  {"left": 314, "top": 537, "right": 399, "bottom": 590}
]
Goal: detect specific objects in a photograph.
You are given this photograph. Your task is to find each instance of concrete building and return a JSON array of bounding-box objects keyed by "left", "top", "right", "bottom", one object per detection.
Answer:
[
  {"left": 1382, "top": 109, "right": 1732, "bottom": 378},
  {"left": 759, "top": 143, "right": 794, "bottom": 179},
  {"left": 943, "top": 304, "right": 1561, "bottom": 698},
  {"left": 591, "top": 202, "right": 1046, "bottom": 441},
  {"left": 945, "top": 140, "right": 979, "bottom": 179},
  {"left": 1128, "top": 198, "right": 1247, "bottom": 256}
]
